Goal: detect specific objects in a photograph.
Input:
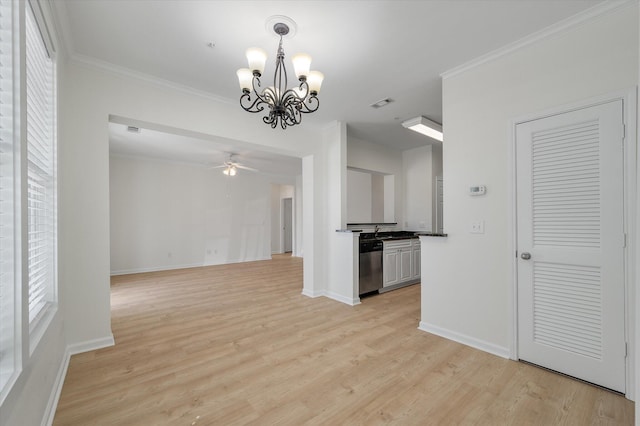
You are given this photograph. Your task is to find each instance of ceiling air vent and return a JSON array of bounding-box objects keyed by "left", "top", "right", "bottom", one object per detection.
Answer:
[
  {"left": 370, "top": 98, "right": 393, "bottom": 109},
  {"left": 126, "top": 126, "right": 140, "bottom": 133}
]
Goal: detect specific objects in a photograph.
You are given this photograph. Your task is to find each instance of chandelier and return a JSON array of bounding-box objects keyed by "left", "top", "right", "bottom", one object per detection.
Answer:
[{"left": 236, "top": 19, "right": 324, "bottom": 129}]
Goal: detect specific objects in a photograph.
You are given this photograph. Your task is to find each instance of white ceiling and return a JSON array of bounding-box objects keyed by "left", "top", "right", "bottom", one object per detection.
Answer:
[
  {"left": 109, "top": 121, "right": 303, "bottom": 177},
  {"left": 52, "top": 0, "right": 604, "bottom": 175}
]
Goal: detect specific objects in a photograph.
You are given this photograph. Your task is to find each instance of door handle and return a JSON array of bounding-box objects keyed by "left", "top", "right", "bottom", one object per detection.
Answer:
[{"left": 520, "top": 252, "right": 531, "bottom": 260}]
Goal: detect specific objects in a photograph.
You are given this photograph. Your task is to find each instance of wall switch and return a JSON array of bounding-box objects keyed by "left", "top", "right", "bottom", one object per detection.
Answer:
[{"left": 470, "top": 220, "right": 484, "bottom": 234}]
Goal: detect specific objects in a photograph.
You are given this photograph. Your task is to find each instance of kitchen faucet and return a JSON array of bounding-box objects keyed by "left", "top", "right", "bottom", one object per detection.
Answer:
[{"left": 374, "top": 224, "right": 380, "bottom": 237}]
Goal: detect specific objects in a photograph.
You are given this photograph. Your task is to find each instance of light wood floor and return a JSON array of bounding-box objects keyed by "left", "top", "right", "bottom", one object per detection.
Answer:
[{"left": 54, "top": 254, "right": 633, "bottom": 425}]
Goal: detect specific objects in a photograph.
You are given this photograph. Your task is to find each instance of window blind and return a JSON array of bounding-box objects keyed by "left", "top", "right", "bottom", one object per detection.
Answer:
[
  {"left": 26, "top": 4, "right": 55, "bottom": 325},
  {"left": 0, "top": 0, "right": 14, "bottom": 400}
]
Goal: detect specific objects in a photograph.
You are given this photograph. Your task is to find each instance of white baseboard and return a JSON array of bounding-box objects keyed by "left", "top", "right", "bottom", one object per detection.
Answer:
[
  {"left": 325, "top": 291, "right": 361, "bottom": 306},
  {"left": 301, "top": 288, "right": 325, "bottom": 298},
  {"left": 111, "top": 263, "right": 204, "bottom": 276},
  {"left": 418, "top": 321, "right": 510, "bottom": 359},
  {"left": 42, "top": 334, "right": 115, "bottom": 426},
  {"left": 111, "top": 256, "right": 273, "bottom": 276},
  {"left": 301, "top": 289, "right": 360, "bottom": 306},
  {"left": 67, "top": 335, "right": 115, "bottom": 355},
  {"left": 41, "top": 351, "right": 70, "bottom": 426}
]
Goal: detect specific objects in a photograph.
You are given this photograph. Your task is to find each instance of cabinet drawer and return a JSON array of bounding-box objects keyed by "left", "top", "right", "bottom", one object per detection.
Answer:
[{"left": 383, "top": 240, "right": 412, "bottom": 250}]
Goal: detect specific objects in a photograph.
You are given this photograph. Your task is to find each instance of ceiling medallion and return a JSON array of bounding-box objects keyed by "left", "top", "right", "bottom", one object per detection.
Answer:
[{"left": 236, "top": 16, "right": 324, "bottom": 129}]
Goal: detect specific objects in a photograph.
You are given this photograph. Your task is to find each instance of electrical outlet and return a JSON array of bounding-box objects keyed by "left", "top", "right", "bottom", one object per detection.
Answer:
[{"left": 470, "top": 220, "right": 484, "bottom": 234}]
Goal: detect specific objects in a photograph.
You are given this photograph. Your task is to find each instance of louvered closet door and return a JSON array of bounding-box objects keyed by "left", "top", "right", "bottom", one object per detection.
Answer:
[{"left": 516, "top": 100, "right": 625, "bottom": 393}]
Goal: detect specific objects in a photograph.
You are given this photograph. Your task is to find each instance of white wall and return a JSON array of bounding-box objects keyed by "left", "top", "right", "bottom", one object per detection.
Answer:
[
  {"left": 637, "top": 3, "right": 640, "bottom": 411},
  {"left": 325, "top": 122, "right": 360, "bottom": 304},
  {"left": 110, "top": 155, "right": 273, "bottom": 274},
  {"left": 347, "top": 136, "right": 404, "bottom": 227},
  {"left": 371, "top": 173, "right": 384, "bottom": 223},
  {"left": 431, "top": 143, "right": 443, "bottom": 231},
  {"left": 270, "top": 184, "right": 295, "bottom": 254},
  {"left": 270, "top": 184, "right": 281, "bottom": 254},
  {"left": 421, "top": 4, "right": 638, "bottom": 362},
  {"left": 60, "top": 60, "right": 323, "bottom": 349},
  {"left": 280, "top": 185, "right": 295, "bottom": 253},
  {"left": 346, "top": 169, "right": 372, "bottom": 223},
  {"left": 403, "top": 145, "right": 433, "bottom": 232},
  {"left": 294, "top": 174, "right": 303, "bottom": 257}
]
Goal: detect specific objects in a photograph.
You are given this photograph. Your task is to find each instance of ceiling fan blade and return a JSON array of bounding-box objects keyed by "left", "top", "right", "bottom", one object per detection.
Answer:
[{"left": 236, "top": 164, "right": 258, "bottom": 172}]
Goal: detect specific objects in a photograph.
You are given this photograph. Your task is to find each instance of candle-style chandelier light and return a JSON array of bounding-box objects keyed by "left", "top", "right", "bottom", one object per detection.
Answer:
[{"left": 236, "top": 18, "right": 324, "bottom": 129}]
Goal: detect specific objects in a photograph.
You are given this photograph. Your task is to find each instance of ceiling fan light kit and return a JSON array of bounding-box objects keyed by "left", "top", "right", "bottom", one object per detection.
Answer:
[
  {"left": 237, "top": 16, "right": 324, "bottom": 129},
  {"left": 222, "top": 165, "right": 237, "bottom": 176},
  {"left": 212, "top": 153, "right": 258, "bottom": 177}
]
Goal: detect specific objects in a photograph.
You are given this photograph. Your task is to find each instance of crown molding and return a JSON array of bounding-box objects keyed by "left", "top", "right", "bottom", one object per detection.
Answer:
[
  {"left": 441, "top": 0, "right": 635, "bottom": 80},
  {"left": 69, "top": 52, "right": 237, "bottom": 106},
  {"left": 47, "top": 0, "right": 73, "bottom": 60}
]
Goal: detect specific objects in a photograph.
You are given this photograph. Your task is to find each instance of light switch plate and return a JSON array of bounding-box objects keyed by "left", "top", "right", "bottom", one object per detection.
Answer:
[{"left": 470, "top": 220, "right": 484, "bottom": 234}]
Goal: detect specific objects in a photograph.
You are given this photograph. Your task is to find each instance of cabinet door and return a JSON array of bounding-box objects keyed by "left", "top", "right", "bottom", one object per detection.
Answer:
[
  {"left": 399, "top": 248, "right": 413, "bottom": 282},
  {"left": 413, "top": 248, "right": 421, "bottom": 279},
  {"left": 383, "top": 250, "right": 399, "bottom": 286}
]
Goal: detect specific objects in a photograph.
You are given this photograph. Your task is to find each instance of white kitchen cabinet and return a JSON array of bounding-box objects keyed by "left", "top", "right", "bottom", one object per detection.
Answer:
[
  {"left": 399, "top": 247, "right": 413, "bottom": 281},
  {"left": 412, "top": 240, "right": 421, "bottom": 280},
  {"left": 382, "top": 239, "right": 418, "bottom": 289},
  {"left": 383, "top": 249, "right": 400, "bottom": 286}
]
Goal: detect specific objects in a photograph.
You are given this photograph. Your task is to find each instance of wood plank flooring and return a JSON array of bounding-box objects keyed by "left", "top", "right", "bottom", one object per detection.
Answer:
[{"left": 54, "top": 254, "right": 633, "bottom": 425}]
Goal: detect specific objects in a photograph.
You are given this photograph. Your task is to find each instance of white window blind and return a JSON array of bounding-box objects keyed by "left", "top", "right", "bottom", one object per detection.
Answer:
[
  {"left": 26, "top": 3, "right": 56, "bottom": 326},
  {"left": 0, "top": 0, "right": 15, "bottom": 400}
]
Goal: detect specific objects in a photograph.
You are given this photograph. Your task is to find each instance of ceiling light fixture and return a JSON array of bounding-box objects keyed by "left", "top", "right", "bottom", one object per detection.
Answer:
[
  {"left": 223, "top": 165, "right": 237, "bottom": 176},
  {"left": 402, "top": 116, "right": 443, "bottom": 142},
  {"left": 236, "top": 17, "right": 324, "bottom": 129}
]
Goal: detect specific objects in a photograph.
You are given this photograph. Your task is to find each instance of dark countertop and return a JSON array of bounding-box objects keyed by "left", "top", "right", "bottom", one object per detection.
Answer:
[
  {"left": 346, "top": 222, "right": 397, "bottom": 226},
  {"left": 415, "top": 232, "right": 448, "bottom": 237},
  {"left": 359, "top": 231, "right": 419, "bottom": 242}
]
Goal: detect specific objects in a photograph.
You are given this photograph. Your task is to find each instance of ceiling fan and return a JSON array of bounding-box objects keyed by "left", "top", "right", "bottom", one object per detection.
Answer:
[{"left": 209, "top": 153, "right": 258, "bottom": 176}]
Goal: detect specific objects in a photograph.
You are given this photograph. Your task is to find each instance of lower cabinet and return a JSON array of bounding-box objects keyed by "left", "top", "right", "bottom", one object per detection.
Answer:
[
  {"left": 383, "top": 248, "right": 400, "bottom": 287},
  {"left": 383, "top": 239, "right": 420, "bottom": 288},
  {"left": 412, "top": 240, "right": 421, "bottom": 280},
  {"left": 399, "top": 247, "right": 413, "bottom": 282}
]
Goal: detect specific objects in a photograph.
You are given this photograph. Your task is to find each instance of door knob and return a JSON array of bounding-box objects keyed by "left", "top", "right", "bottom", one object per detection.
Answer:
[{"left": 521, "top": 252, "right": 531, "bottom": 260}]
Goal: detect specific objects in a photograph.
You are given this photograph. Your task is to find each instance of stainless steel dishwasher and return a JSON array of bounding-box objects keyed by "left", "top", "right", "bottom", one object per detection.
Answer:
[{"left": 359, "top": 239, "right": 383, "bottom": 295}]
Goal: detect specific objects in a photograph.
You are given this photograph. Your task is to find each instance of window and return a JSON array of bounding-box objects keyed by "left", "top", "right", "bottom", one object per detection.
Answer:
[
  {"left": 0, "top": 0, "right": 58, "bottom": 404},
  {"left": 0, "top": 0, "right": 15, "bottom": 401},
  {"left": 26, "top": 2, "right": 56, "bottom": 341}
]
